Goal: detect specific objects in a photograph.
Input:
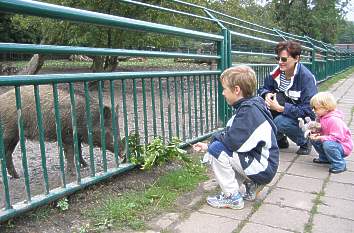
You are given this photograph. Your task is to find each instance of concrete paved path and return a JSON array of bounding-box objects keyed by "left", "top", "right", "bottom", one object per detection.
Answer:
[{"left": 144, "top": 72, "right": 354, "bottom": 233}]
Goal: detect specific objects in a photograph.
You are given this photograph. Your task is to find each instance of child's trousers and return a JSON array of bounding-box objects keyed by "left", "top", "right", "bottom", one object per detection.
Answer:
[
  {"left": 311, "top": 140, "right": 346, "bottom": 170},
  {"left": 208, "top": 151, "right": 250, "bottom": 196}
]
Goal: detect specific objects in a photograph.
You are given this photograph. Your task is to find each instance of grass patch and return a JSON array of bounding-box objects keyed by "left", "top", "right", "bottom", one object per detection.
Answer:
[
  {"left": 318, "top": 67, "right": 354, "bottom": 92},
  {"left": 11, "top": 58, "right": 202, "bottom": 70},
  {"left": 86, "top": 160, "right": 208, "bottom": 232}
]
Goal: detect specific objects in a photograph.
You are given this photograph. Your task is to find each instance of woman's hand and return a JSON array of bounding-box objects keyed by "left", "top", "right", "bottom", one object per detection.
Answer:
[
  {"left": 264, "top": 93, "right": 275, "bottom": 108},
  {"left": 193, "top": 142, "right": 208, "bottom": 152},
  {"left": 265, "top": 93, "right": 284, "bottom": 112}
]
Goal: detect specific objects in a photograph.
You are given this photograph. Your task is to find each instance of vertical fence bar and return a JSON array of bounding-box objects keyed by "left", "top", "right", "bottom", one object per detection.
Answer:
[
  {"left": 198, "top": 75, "right": 203, "bottom": 135},
  {"left": 174, "top": 77, "right": 180, "bottom": 138},
  {"left": 133, "top": 79, "right": 139, "bottom": 135},
  {"left": 227, "top": 30, "right": 232, "bottom": 68},
  {"left": 98, "top": 81, "right": 107, "bottom": 172},
  {"left": 166, "top": 78, "right": 172, "bottom": 140},
  {"left": 218, "top": 30, "right": 226, "bottom": 126},
  {"left": 187, "top": 76, "right": 192, "bottom": 139},
  {"left": 0, "top": 121, "right": 12, "bottom": 209},
  {"left": 121, "top": 79, "right": 129, "bottom": 161},
  {"left": 214, "top": 75, "right": 218, "bottom": 128},
  {"left": 158, "top": 77, "right": 165, "bottom": 142},
  {"left": 204, "top": 75, "right": 209, "bottom": 132},
  {"left": 142, "top": 78, "right": 148, "bottom": 144},
  {"left": 69, "top": 83, "right": 81, "bottom": 183},
  {"left": 150, "top": 79, "right": 157, "bottom": 137},
  {"left": 109, "top": 80, "right": 120, "bottom": 167},
  {"left": 83, "top": 82, "right": 95, "bottom": 176},
  {"left": 180, "top": 76, "right": 186, "bottom": 140},
  {"left": 33, "top": 85, "right": 49, "bottom": 194},
  {"left": 52, "top": 84, "right": 66, "bottom": 185},
  {"left": 193, "top": 75, "right": 198, "bottom": 137},
  {"left": 209, "top": 75, "right": 213, "bottom": 130},
  {"left": 15, "top": 86, "right": 31, "bottom": 201}
]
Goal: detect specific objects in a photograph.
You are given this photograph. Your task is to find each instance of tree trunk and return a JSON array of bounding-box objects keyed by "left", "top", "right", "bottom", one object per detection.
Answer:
[
  {"left": 18, "top": 54, "right": 46, "bottom": 75},
  {"left": 90, "top": 56, "right": 105, "bottom": 73},
  {"left": 89, "top": 55, "right": 119, "bottom": 90},
  {"left": 104, "top": 56, "right": 118, "bottom": 72}
]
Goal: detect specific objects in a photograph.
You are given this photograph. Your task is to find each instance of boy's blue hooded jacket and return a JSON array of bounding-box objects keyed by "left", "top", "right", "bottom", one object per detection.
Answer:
[{"left": 208, "top": 96, "right": 279, "bottom": 185}]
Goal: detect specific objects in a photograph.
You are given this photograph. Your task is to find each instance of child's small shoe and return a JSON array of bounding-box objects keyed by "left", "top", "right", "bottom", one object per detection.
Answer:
[
  {"left": 329, "top": 167, "right": 347, "bottom": 174},
  {"left": 207, "top": 192, "right": 244, "bottom": 209},
  {"left": 313, "top": 158, "right": 330, "bottom": 164}
]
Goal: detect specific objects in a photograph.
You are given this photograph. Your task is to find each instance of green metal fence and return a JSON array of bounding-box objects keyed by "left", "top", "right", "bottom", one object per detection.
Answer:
[{"left": 0, "top": 0, "right": 353, "bottom": 223}]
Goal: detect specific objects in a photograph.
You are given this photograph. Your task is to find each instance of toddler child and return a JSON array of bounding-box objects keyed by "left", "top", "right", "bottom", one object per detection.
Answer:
[{"left": 310, "top": 92, "right": 353, "bottom": 173}]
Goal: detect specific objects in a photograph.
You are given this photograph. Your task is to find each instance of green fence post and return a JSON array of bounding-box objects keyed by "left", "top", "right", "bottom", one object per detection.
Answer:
[
  {"left": 217, "top": 29, "right": 226, "bottom": 126},
  {"left": 227, "top": 30, "right": 232, "bottom": 68}
]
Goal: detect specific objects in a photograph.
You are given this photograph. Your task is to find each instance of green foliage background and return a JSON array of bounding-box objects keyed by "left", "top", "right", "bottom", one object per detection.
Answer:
[{"left": 1, "top": 0, "right": 353, "bottom": 48}]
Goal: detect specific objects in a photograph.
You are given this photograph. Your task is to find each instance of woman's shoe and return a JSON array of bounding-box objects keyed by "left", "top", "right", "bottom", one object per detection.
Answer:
[
  {"left": 277, "top": 137, "right": 289, "bottom": 149},
  {"left": 313, "top": 158, "right": 330, "bottom": 164}
]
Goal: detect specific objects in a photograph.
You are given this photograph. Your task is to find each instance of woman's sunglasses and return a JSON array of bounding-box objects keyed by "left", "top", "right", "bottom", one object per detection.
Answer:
[{"left": 275, "top": 56, "right": 290, "bottom": 62}]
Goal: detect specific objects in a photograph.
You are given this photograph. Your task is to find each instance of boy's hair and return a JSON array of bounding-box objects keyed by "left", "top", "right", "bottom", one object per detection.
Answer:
[
  {"left": 275, "top": 40, "right": 302, "bottom": 59},
  {"left": 310, "top": 92, "right": 337, "bottom": 111},
  {"left": 220, "top": 65, "right": 256, "bottom": 98}
]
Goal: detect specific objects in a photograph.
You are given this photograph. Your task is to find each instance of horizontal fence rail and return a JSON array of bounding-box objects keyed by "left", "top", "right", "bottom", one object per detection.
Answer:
[{"left": 0, "top": 0, "right": 353, "bottom": 223}]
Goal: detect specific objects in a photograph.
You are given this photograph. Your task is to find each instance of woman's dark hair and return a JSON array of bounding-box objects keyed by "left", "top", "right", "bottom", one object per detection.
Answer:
[{"left": 275, "top": 40, "right": 302, "bottom": 58}]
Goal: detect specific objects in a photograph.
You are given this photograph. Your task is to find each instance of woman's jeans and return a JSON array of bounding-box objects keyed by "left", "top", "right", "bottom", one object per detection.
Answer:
[
  {"left": 273, "top": 115, "right": 307, "bottom": 146},
  {"left": 311, "top": 140, "right": 346, "bottom": 170}
]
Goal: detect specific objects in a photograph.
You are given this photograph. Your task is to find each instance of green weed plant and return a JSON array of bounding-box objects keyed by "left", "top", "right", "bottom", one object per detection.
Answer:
[{"left": 88, "top": 136, "right": 208, "bottom": 231}]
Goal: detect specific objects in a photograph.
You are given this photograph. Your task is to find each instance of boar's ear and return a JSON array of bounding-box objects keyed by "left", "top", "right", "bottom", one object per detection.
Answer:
[{"left": 103, "top": 106, "right": 112, "bottom": 121}]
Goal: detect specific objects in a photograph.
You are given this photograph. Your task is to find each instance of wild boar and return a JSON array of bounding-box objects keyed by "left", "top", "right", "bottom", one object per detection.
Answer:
[{"left": 0, "top": 84, "right": 121, "bottom": 178}]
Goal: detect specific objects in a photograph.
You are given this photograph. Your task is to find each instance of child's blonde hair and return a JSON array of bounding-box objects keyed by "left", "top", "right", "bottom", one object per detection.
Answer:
[
  {"left": 220, "top": 65, "right": 256, "bottom": 98},
  {"left": 310, "top": 92, "right": 337, "bottom": 111}
]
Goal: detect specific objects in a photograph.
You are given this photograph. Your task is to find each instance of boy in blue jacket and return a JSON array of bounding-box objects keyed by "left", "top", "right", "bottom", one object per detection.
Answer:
[{"left": 194, "top": 65, "right": 279, "bottom": 209}]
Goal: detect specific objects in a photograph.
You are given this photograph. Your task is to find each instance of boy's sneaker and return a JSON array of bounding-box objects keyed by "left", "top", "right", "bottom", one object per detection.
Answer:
[
  {"left": 207, "top": 192, "right": 244, "bottom": 209},
  {"left": 242, "top": 181, "right": 265, "bottom": 201}
]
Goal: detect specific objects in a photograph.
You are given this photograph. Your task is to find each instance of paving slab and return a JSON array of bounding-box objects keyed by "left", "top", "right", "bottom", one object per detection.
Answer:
[
  {"left": 277, "top": 174, "right": 323, "bottom": 194},
  {"left": 264, "top": 187, "right": 316, "bottom": 211},
  {"left": 294, "top": 154, "right": 318, "bottom": 165},
  {"left": 257, "top": 186, "right": 270, "bottom": 200},
  {"left": 249, "top": 203, "right": 309, "bottom": 232},
  {"left": 312, "top": 214, "right": 354, "bottom": 233},
  {"left": 286, "top": 162, "right": 329, "bottom": 179},
  {"left": 267, "top": 172, "right": 282, "bottom": 187},
  {"left": 318, "top": 196, "right": 354, "bottom": 220},
  {"left": 277, "top": 161, "right": 292, "bottom": 173},
  {"left": 240, "top": 222, "right": 293, "bottom": 233},
  {"left": 345, "top": 155, "right": 354, "bottom": 162},
  {"left": 278, "top": 151, "right": 297, "bottom": 162},
  {"left": 345, "top": 161, "right": 354, "bottom": 172},
  {"left": 175, "top": 211, "right": 241, "bottom": 233},
  {"left": 198, "top": 203, "right": 252, "bottom": 220},
  {"left": 329, "top": 170, "right": 354, "bottom": 184},
  {"left": 324, "top": 181, "right": 354, "bottom": 201}
]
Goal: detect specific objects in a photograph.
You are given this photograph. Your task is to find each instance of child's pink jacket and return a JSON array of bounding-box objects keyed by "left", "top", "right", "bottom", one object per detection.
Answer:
[{"left": 319, "top": 109, "right": 353, "bottom": 156}]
